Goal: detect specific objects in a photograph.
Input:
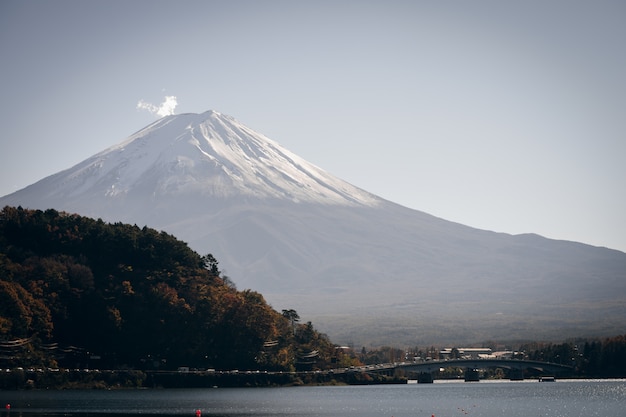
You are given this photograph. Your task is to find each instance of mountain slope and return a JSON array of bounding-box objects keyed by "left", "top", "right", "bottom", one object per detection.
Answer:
[{"left": 2, "top": 110, "right": 625, "bottom": 346}]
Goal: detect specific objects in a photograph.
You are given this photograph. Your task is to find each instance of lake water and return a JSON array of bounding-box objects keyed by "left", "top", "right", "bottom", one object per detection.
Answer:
[{"left": 1, "top": 379, "right": 625, "bottom": 417}]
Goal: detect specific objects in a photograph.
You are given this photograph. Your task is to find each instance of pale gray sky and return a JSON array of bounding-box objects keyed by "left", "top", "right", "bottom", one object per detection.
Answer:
[{"left": 1, "top": 0, "right": 625, "bottom": 251}]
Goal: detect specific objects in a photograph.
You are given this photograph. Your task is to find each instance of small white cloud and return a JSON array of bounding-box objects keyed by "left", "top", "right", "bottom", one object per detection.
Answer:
[{"left": 137, "top": 95, "right": 178, "bottom": 117}]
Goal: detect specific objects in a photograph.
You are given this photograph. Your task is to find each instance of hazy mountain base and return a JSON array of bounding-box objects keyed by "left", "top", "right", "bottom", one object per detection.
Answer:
[
  {"left": 273, "top": 296, "right": 626, "bottom": 347},
  {"left": 168, "top": 202, "right": 626, "bottom": 347}
]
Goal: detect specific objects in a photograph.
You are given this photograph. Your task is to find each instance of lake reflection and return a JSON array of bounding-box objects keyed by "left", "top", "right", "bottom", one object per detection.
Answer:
[{"left": 1, "top": 379, "right": 625, "bottom": 417}]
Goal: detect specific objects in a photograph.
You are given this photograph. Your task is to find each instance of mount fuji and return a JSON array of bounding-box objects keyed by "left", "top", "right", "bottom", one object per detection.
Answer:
[{"left": 2, "top": 110, "right": 625, "bottom": 345}]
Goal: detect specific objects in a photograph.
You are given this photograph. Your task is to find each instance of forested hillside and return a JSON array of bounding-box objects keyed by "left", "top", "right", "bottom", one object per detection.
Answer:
[{"left": 0, "top": 206, "right": 346, "bottom": 372}]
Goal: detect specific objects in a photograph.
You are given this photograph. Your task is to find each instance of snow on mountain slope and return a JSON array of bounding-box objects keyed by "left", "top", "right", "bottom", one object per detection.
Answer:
[
  {"left": 22, "top": 111, "right": 381, "bottom": 206},
  {"left": 2, "top": 110, "right": 626, "bottom": 346}
]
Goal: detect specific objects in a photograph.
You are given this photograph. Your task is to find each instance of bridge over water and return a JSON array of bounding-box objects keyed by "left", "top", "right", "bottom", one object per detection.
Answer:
[{"left": 351, "top": 359, "right": 574, "bottom": 382}]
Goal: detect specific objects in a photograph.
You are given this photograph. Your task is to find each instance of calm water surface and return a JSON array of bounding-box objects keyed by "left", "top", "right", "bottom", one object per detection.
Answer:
[{"left": 1, "top": 379, "right": 624, "bottom": 417}]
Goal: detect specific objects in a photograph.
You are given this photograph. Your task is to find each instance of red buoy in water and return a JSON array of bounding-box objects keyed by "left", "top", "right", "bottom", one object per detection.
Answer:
[
  {"left": 195, "top": 409, "right": 201, "bottom": 417},
  {"left": 5, "top": 404, "right": 10, "bottom": 410}
]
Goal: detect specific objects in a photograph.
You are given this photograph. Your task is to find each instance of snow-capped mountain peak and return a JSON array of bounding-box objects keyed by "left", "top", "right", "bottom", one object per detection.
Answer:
[{"left": 44, "top": 110, "right": 381, "bottom": 206}]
